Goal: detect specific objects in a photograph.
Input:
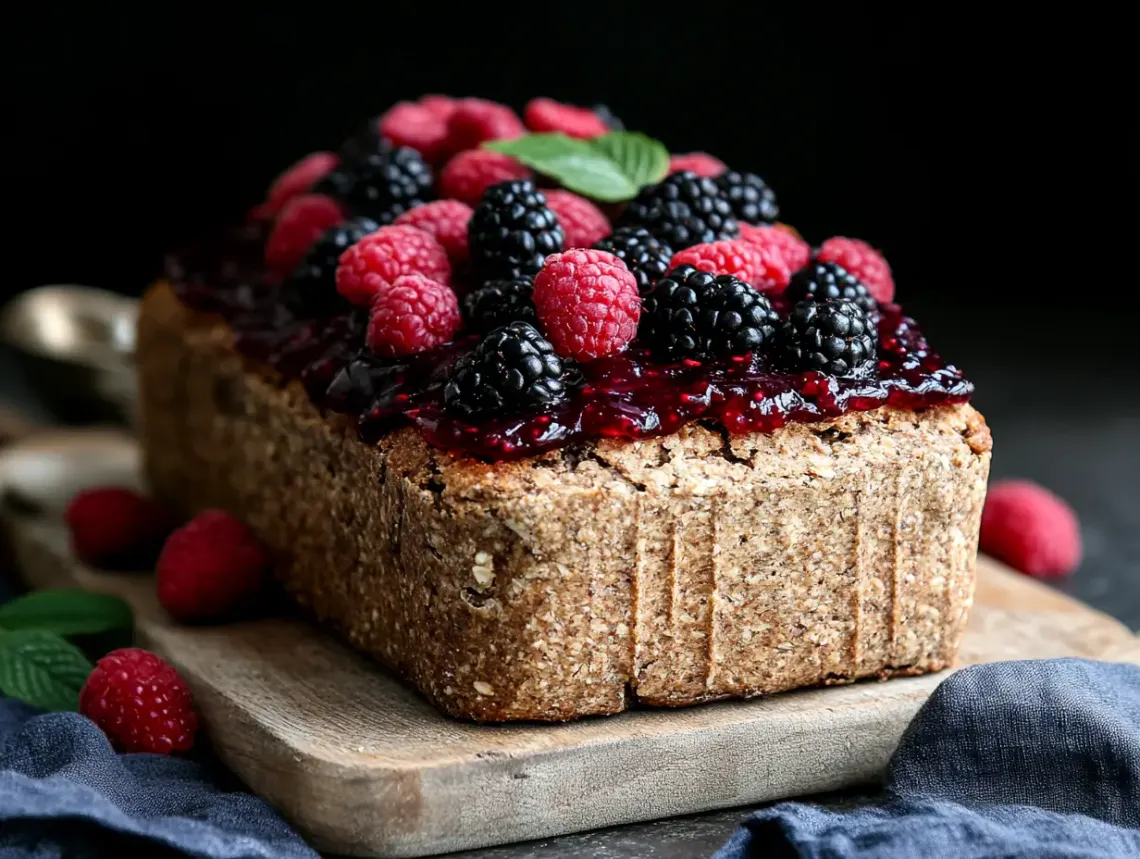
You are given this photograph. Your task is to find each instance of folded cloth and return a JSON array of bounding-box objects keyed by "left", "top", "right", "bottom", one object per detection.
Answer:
[
  {"left": 0, "top": 698, "right": 318, "bottom": 859},
  {"left": 715, "top": 658, "right": 1140, "bottom": 859}
]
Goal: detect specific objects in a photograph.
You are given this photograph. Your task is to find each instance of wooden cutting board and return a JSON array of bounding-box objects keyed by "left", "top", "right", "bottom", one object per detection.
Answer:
[{"left": 2, "top": 429, "right": 1137, "bottom": 858}]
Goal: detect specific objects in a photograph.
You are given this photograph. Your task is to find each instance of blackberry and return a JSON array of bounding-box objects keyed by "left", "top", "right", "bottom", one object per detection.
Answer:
[
  {"left": 776, "top": 299, "right": 877, "bottom": 378},
  {"left": 641, "top": 265, "right": 779, "bottom": 361},
  {"left": 715, "top": 170, "right": 779, "bottom": 225},
  {"left": 444, "top": 322, "right": 567, "bottom": 418},
  {"left": 784, "top": 261, "right": 877, "bottom": 314},
  {"left": 280, "top": 217, "right": 380, "bottom": 316},
  {"left": 336, "top": 117, "right": 388, "bottom": 162},
  {"left": 468, "top": 180, "right": 564, "bottom": 280},
  {"left": 316, "top": 146, "right": 433, "bottom": 225},
  {"left": 592, "top": 103, "right": 624, "bottom": 131},
  {"left": 594, "top": 227, "right": 673, "bottom": 296},
  {"left": 619, "top": 171, "right": 738, "bottom": 250},
  {"left": 463, "top": 278, "right": 537, "bottom": 332}
]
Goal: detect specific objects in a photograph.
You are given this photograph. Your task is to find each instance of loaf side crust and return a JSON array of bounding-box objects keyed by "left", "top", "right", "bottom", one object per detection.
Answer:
[{"left": 137, "top": 282, "right": 992, "bottom": 721}]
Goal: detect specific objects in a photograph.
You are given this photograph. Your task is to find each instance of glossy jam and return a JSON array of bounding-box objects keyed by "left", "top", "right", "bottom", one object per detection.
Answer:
[{"left": 167, "top": 226, "right": 973, "bottom": 461}]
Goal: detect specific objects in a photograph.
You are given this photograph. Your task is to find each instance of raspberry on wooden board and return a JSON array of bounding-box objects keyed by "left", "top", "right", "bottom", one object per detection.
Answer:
[{"left": 80, "top": 649, "right": 199, "bottom": 754}]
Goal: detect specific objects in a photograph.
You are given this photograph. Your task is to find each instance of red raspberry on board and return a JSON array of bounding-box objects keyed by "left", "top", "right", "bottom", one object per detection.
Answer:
[
  {"left": 816, "top": 236, "right": 895, "bottom": 303},
  {"left": 264, "top": 193, "right": 344, "bottom": 276},
  {"left": 543, "top": 190, "right": 611, "bottom": 248},
  {"left": 366, "top": 274, "right": 461, "bottom": 357},
  {"left": 532, "top": 249, "right": 640, "bottom": 361},
  {"left": 438, "top": 149, "right": 533, "bottom": 207},
  {"left": 738, "top": 223, "right": 812, "bottom": 280},
  {"left": 980, "top": 480, "right": 1082, "bottom": 578},
  {"left": 446, "top": 98, "right": 526, "bottom": 152},
  {"left": 419, "top": 94, "right": 458, "bottom": 121},
  {"left": 395, "top": 200, "right": 473, "bottom": 269},
  {"left": 668, "top": 152, "right": 727, "bottom": 178},
  {"left": 79, "top": 648, "right": 199, "bottom": 754},
  {"left": 156, "top": 510, "right": 271, "bottom": 622},
  {"left": 65, "top": 487, "right": 173, "bottom": 570},
  {"left": 336, "top": 224, "right": 452, "bottom": 306},
  {"left": 379, "top": 101, "right": 450, "bottom": 164},
  {"left": 253, "top": 151, "right": 339, "bottom": 220},
  {"left": 670, "top": 239, "right": 791, "bottom": 294},
  {"left": 523, "top": 97, "right": 609, "bottom": 139}
]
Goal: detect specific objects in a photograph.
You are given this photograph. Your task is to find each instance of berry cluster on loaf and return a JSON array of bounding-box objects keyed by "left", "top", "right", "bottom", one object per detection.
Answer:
[{"left": 192, "top": 94, "right": 970, "bottom": 461}]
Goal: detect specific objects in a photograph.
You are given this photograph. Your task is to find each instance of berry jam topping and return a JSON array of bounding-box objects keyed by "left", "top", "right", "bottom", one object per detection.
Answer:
[{"left": 168, "top": 226, "right": 972, "bottom": 462}]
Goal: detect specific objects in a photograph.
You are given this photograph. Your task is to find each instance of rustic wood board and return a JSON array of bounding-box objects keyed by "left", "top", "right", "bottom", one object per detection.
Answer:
[{"left": 2, "top": 429, "right": 1137, "bottom": 858}]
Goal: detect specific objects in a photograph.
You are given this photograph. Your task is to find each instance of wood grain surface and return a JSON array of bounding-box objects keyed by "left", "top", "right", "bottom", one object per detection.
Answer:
[{"left": 2, "top": 429, "right": 1136, "bottom": 858}]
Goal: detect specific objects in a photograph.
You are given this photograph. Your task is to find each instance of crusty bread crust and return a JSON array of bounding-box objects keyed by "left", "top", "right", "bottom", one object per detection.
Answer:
[{"left": 138, "top": 282, "right": 992, "bottom": 721}]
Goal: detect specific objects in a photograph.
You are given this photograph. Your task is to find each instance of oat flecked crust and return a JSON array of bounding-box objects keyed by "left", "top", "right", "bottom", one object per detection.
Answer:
[{"left": 137, "top": 282, "right": 992, "bottom": 722}]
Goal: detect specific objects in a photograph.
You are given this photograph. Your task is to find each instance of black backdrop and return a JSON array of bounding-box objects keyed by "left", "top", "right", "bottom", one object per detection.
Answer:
[{"left": 4, "top": 6, "right": 1136, "bottom": 340}]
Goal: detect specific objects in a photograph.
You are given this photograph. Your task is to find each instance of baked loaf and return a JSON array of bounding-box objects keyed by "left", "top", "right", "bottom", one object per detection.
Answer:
[{"left": 138, "top": 282, "right": 991, "bottom": 722}]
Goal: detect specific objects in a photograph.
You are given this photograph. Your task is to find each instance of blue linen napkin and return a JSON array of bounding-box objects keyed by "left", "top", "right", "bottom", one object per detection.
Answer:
[
  {"left": 0, "top": 697, "right": 318, "bottom": 858},
  {"left": 715, "top": 658, "right": 1140, "bottom": 859}
]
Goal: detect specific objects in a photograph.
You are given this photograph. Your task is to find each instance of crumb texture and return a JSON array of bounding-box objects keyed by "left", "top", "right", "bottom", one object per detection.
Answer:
[{"left": 137, "top": 282, "right": 991, "bottom": 722}]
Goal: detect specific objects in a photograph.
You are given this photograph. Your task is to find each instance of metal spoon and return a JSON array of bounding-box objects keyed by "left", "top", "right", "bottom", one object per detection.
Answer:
[{"left": 0, "top": 285, "right": 139, "bottom": 425}]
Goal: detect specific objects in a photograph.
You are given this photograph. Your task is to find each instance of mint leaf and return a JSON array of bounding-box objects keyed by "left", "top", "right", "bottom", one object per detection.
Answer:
[
  {"left": 0, "top": 589, "right": 132, "bottom": 637},
  {"left": 591, "top": 132, "right": 669, "bottom": 189},
  {"left": 0, "top": 629, "right": 93, "bottom": 711},
  {"left": 485, "top": 131, "right": 669, "bottom": 202},
  {"left": 487, "top": 134, "right": 637, "bottom": 202}
]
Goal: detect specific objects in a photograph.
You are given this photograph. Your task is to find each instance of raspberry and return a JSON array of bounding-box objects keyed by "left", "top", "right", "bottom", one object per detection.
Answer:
[
  {"left": 258, "top": 151, "right": 339, "bottom": 219},
  {"left": 670, "top": 239, "right": 790, "bottom": 294},
  {"left": 738, "top": 223, "right": 812, "bottom": 279},
  {"left": 80, "top": 648, "right": 198, "bottom": 754},
  {"left": 336, "top": 224, "right": 451, "bottom": 306},
  {"left": 156, "top": 510, "right": 270, "bottom": 623},
  {"left": 438, "top": 149, "right": 533, "bottom": 207},
  {"left": 419, "top": 94, "right": 458, "bottom": 121},
  {"left": 446, "top": 98, "right": 526, "bottom": 152},
  {"left": 980, "top": 480, "right": 1081, "bottom": 578},
  {"left": 65, "top": 487, "right": 173, "bottom": 570},
  {"left": 816, "top": 237, "right": 896, "bottom": 303},
  {"left": 543, "top": 190, "right": 611, "bottom": 248},
  {"left": 668, "top": 152, "right": 726, "bottom": 178},
  {"left": 366, "top": 274, "right": 460, "bottom": 357},
  {"left": 379, "top": 102, "right": 450, "bottom": 164},
  {"left": 395, "top": 200, "right": 473, "bottom": 269},
  {"left": 532, "top": 249, "right": 640, "bottom": 361},
  {"left": 524, "top": 98, "right": 609, "bottom": 139},
  {"left": 264, "top": 193, "right": 345, "bottom": 276}
]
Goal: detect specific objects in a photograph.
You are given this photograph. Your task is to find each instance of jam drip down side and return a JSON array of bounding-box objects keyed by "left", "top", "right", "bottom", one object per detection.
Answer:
[{"left": 167, "top": 228, "right": 973, "bottom": 461}]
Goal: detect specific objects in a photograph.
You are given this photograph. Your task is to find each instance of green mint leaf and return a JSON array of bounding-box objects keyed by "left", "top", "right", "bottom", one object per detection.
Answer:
[
  {"left": 485, "top": 133, "right": 646, "bottom": 202},
  {"left": 591, "top": 132, "right": 669, "bottom": 189},
  {"left": 0, "top": 629, "right": 93, "bottom": 711},
  {"left": 0, "top": 589, "right": 133, "bottom": 637}
]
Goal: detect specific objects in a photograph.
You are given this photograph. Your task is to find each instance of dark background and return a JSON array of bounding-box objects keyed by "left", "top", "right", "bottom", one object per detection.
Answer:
[{"left": 3, "top": 6, "right": 1138, "bottom": 623}]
